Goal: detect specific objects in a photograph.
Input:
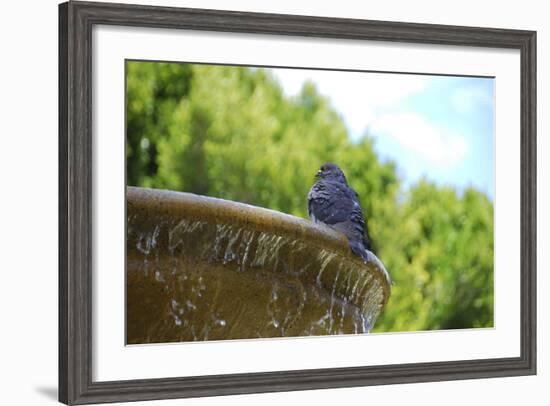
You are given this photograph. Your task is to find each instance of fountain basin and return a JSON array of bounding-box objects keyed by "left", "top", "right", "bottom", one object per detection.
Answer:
[{"left": 127, "top": 186, "right": 390, "bottom": 344}]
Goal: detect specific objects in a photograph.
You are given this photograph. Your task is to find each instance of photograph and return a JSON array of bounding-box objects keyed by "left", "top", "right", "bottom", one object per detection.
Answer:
[
  {"left": 125, "top": 61, "right": 495, "bottom": 344},
  {"left": 54, "top": 1, "right": 537, "bottom": 404}
]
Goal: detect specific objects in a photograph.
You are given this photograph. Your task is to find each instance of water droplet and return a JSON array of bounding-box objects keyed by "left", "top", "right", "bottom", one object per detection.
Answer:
[{"left": 154, "top": 271, "right": 165, "bottom": 282}]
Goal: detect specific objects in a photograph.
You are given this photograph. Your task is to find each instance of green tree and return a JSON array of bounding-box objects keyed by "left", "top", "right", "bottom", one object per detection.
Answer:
[{"left": 373, "top": 181, "right": 493, "bottom": 332}]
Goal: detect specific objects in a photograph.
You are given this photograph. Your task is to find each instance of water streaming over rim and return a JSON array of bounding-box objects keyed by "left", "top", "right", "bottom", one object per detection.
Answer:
[{"left": 127, "top": 187, "right": 390, "bottom": 344}]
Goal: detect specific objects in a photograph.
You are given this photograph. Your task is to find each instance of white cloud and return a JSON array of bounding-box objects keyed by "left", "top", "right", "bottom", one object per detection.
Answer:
[
  {"left": 451, "top": 85, "right": 493, "bottom": 115},
  {"left": 271, "top": 68, "right": 427, "bottom": 137},
  {"left": 370, "top": 112, "right": 469, "bottom": 167},
  {"left": 271, "top": 68, "right": 471, "bottom": 171}
]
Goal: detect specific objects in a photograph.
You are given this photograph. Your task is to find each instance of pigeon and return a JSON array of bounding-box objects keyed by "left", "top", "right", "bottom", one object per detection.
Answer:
[{"left": 307, "top": 162, "right": 372, "bottom": 262}]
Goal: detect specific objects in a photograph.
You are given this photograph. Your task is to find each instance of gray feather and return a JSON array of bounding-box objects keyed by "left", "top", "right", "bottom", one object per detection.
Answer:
[{"left": 307, "top": 163, "right": 372, "bottom": 258}]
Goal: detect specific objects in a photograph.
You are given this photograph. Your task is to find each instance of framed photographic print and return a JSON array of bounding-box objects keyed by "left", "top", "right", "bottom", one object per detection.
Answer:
[{"left": 59, "top": 1, "right": 537, "bottom": 404}]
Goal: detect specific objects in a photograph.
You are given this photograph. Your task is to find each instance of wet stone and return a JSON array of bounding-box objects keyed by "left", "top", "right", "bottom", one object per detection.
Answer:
[{"left": 126, "top": 187, "right": 390, "bottom": 344}]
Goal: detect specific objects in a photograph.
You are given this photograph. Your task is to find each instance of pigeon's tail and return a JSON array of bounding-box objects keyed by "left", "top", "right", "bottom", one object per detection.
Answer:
[
  {"left": 349, "top": 240, "right": 370, "bottom": 263},
  {"left": 349, "top": 240, "right": 393, "bottom": 286}
]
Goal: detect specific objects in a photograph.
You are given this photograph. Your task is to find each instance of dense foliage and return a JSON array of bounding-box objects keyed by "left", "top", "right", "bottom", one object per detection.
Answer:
[{"left": 126, "top": 61, "right": 494, "bottom": 332}]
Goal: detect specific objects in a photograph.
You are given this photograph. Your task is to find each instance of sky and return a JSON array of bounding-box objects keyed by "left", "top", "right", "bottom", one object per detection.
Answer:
[{"left": 270, "top": 68, "right": 495, "bottom": 199}]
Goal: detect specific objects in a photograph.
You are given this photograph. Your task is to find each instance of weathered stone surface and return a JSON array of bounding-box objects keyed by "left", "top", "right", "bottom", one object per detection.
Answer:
[{"left": 127, "top": 186, "right": 390, "bottom": 344}]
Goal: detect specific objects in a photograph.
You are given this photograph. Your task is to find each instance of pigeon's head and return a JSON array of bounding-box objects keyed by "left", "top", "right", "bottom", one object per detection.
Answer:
[{"left": 315, "top": 162, "right": 348, "bottom": 184}]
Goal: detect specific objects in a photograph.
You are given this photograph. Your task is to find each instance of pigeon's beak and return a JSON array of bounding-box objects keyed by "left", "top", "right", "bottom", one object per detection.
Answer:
[{"left": 315, "top": 170, "right": 322, "bottom": 178}]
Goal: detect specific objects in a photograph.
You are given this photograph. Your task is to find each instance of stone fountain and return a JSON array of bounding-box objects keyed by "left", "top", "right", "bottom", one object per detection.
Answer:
[{"left": 127, "top": 186, "right": 391, "bottom": 344}]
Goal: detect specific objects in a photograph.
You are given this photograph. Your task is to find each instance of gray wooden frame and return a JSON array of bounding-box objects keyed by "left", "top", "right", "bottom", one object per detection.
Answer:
[{"left": 59, "top": 1, "right": 537, "bottom": 404}]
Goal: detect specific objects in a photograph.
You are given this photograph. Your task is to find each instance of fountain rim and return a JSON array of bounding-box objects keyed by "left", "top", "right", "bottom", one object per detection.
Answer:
[{"left": 127, "top": 186, "right": 391, "bottom": 305}]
